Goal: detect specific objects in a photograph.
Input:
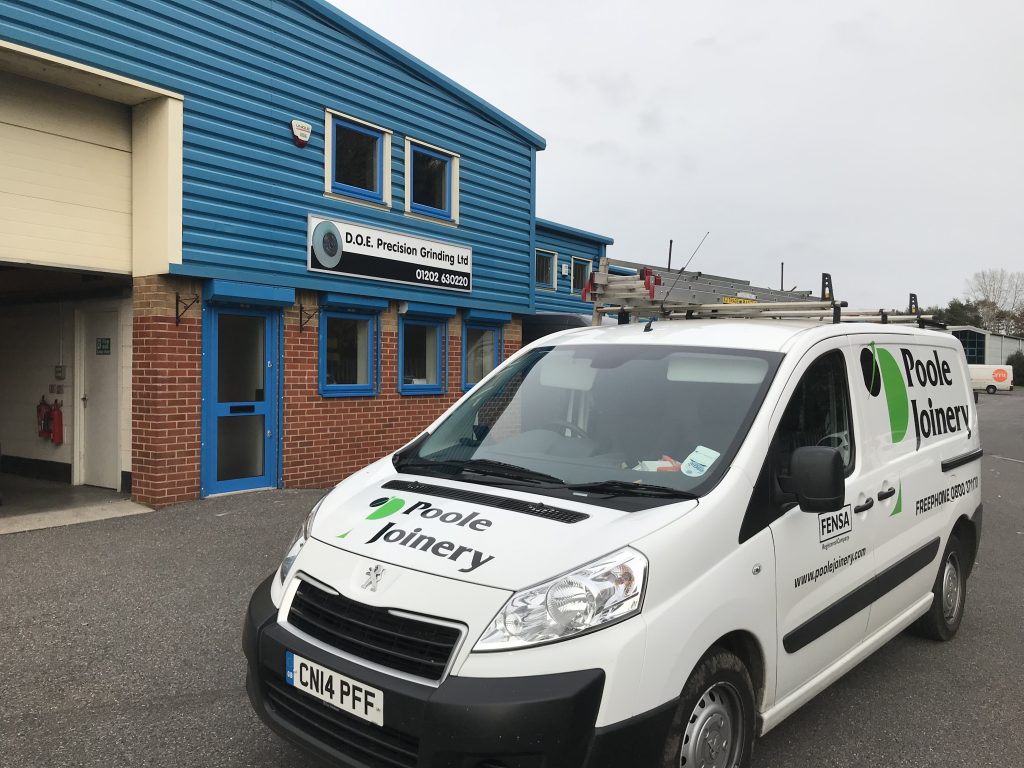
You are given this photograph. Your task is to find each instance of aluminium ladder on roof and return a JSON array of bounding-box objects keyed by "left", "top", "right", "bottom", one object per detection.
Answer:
[{"left": 585, "top": 258, "right": 941, "bottom": 328}]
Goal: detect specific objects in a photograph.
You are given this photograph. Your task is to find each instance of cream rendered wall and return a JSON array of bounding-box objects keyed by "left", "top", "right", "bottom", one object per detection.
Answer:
[
  {"left": 132, "top": 96, "right": 183, "bottom": 276},
  {"left": 0, "top": 71, "right": 133, "bottom": 274}
]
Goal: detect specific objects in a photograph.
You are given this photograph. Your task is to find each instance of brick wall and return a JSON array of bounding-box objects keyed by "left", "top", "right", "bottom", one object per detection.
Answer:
[
  {"left": 128, "top": 279, "right": 523, "bottom": 503},
  {"left": 132, "top": 274, "right": 202, "bottom": 506},
  {"left": 282, "top": 295, "right": 522, "bottom": 489}
]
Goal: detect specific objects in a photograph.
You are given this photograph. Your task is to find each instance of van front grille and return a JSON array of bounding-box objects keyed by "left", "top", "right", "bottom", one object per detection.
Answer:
[{"left": 287, "top": 580, "right": 461, "bottom": 682}]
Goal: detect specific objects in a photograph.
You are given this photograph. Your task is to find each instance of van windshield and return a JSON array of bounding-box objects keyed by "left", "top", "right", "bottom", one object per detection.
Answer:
[{"left": 394, "top": 344, "right": 783, "bottom": 508}]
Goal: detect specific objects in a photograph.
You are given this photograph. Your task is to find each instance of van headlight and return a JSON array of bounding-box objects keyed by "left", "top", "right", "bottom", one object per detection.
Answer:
[
  {"left": 279, "top": 495, "right": 327, "bottom": 584},
  {"left": 474, "top": 548, "right": 648, "bottom": 651}
]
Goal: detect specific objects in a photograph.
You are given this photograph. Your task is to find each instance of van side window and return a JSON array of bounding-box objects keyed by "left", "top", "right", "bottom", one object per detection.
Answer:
[{"left": 739, "top": 351, "right": 855, "bottom": 542}]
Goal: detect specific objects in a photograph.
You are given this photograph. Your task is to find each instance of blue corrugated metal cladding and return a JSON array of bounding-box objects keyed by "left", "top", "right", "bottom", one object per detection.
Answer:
[
  {"left": 534, "top": 218, "right": 612, "bottom": 314},
  {"left": 0, "top": 0, "right": 543, "bottom": 313}
]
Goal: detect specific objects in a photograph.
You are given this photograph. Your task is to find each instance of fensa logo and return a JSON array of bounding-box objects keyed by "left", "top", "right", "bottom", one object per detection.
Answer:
[{"left": 818, "top": 507, "right": 852, "bottom": 544}]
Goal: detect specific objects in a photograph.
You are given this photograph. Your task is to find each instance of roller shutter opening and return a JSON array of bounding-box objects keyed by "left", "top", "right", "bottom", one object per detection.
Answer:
[
  {"left": 0, "top": 69, "right": 132, "bottom": 495},
  {"left": 0, "top": 70, "right": 132, "bottom": 274}
]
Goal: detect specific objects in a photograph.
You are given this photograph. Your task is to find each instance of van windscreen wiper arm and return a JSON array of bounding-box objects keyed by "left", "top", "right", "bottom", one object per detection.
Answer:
[
  {"left": 456, "top": 459, "right": 564, "bottom": 485},
  {"left": 565, "top": 480, "right": 698, "bottom": 499},
  {"left": 395, "top": 457, "right": 563, "bottom": 486}
]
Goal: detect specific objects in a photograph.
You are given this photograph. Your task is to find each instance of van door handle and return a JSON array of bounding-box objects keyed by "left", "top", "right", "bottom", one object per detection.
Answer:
[
  {"left": 854, "top": 498, "right": 874, "bottom": 513},
  {"left": 877, "top": 487, "right": 897, "bottom": 500}
]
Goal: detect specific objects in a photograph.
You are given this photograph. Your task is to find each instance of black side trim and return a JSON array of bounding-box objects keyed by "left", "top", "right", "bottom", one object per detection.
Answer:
[
  {"left": 120, "top": 471, "right": 132, "bottom": 494},
  {"left": 784, "top": 537, "right": 941, "bottom": 654},
  {"left": 941, "top": 448, "right": 983, "bottom": 472},
  {"left": 382, "top": 479, "right": 589, "bottom": 523}
]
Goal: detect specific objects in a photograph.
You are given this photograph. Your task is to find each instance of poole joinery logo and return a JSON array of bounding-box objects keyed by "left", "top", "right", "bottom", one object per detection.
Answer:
[
  {"left": 861, "top": 342, "right": 970, "bottom": 450},
  {"left": 339, "top": 495, "right": 496, "bottom": 574}
]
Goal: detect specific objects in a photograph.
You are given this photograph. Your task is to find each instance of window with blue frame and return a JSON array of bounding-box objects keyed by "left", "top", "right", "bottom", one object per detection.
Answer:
[
  {"left": 463, "top": 322, "right": 502, "bottom": 390},
  {"left": 328, "top": 111, "right": 390, "bottom": 204},
  {"left": 535, "top": 249, "right": 556, "bottom": 290},
  {"left": 400, "top": 316, "right": 447, "bottom": 394},
  {"left": 320, "top": 310, "right": 378, "bottom": 397},
  {"left": 407, "top": 140, "right": 457, "bottom": 220},
  {"left": 571, "top": 256, "right": 591, "bottom": 294}
]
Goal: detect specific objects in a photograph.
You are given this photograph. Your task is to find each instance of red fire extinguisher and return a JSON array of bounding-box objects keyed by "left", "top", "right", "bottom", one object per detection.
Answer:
[
  {"left": 50, "top": 400, "right": 64, "bottom": 446},
  {"left": 37, "top": 396, "right": 52, "bottom": 439}
]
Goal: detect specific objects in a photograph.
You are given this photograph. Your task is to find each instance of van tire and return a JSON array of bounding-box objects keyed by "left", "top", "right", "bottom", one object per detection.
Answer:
[
  {"left": 911, "top": 533, "right": 967, "bottom": 641},
  {"left": 662, "top": 648, "right": 755, "bottom": 768},
  {"left": 986, "top": 385, "right": 997, "bottom": 395}
]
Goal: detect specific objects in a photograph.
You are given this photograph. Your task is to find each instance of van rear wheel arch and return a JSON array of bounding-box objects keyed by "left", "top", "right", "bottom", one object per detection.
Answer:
[{"left": 952, "top": 514, "right": 978, "bottom": 577}]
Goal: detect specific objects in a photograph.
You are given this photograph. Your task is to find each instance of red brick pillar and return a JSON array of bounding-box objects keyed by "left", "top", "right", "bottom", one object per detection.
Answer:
[{"left": 132, "top": 275, "right": 202, "bottom": 506}]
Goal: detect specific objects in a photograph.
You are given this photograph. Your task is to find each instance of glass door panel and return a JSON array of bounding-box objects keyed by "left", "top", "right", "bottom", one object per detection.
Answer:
[{"left": 203, "top": 306, "right": 278, "bottom": 496}]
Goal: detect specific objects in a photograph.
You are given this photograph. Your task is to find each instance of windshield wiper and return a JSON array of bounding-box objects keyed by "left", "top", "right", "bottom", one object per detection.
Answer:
[
  {"left": 395, "top": 457, "right": 563, "bottom": 486},
  {"left": 457, "top": 458, "right": 564, "bottom": 485},
  {"left": 565, "top": 480, "right": 698, "bottom": 499}
]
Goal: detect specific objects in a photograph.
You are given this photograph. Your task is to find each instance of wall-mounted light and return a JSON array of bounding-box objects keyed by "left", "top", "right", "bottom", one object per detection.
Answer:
[{"left": 291, "top": 119, "right": 312, "bottom": 148}]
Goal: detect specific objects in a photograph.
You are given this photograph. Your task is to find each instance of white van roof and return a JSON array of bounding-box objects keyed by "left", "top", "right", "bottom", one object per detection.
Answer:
[{"left": 537, "top": 319, "right": 960, "bottom": 354}]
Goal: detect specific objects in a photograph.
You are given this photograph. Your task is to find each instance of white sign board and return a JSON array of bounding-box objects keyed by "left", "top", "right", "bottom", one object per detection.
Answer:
[{"left": 307, "top": 216, "right": 472, "bottom": 292}]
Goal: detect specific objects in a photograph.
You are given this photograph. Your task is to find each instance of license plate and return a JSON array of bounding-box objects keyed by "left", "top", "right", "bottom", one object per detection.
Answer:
[{"left": 285, "top": 651, "right": 384, "bottom": 726}]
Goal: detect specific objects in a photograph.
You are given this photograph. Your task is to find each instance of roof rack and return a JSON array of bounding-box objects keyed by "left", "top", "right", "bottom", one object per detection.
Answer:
[{"left": 584, "top": 258, "right": 944, "bottom": 329}]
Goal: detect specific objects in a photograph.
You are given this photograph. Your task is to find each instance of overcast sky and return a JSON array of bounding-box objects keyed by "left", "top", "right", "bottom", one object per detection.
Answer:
[{"left": 335, "top": 1, "right": 1024, "bottom": 308}]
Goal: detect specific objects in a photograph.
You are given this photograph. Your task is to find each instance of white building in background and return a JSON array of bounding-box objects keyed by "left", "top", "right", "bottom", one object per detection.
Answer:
[{"left": 947, "top": 325, "right": 1024, "bottom": 365}]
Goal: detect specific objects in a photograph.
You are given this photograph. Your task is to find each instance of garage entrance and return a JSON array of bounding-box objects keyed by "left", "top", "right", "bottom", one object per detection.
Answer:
[{"left": 0, "top": 65, "right": 134, "bottom": 505}]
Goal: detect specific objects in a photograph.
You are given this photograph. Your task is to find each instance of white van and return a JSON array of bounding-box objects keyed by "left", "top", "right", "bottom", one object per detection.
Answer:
[
  {"left": 244, "top": 316, "right": 983, "bottom": 768},
  {"left": 968, "top": 363, "right": 1013, "bottom": 394}
]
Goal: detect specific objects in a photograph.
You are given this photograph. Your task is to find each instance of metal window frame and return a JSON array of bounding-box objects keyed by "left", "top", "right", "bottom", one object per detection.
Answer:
[
  {"left": 318, "top": 308, "right": 380, "bottom": 398},
  {"left": 461, "top": 320, "right": 503, "bottom": 392},
  {"left": 398, "top": 315, "right": 448, "bottom": 395}
]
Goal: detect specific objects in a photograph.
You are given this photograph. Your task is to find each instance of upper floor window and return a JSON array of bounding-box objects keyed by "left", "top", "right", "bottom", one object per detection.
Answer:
[
  {"left": 405, "top": 138, "right": 459, "bottom": 222},
  {"left": 535, "top": 249, "right": 556, "bottom": 290},
  {"left": 326, "top": 110, "right": 392, "bottom": 205},
  {"left": 571, "top": 256, "right": 591, "bottom": 295}
]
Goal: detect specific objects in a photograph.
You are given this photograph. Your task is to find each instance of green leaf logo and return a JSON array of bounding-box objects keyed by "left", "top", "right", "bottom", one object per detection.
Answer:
[
  {"left": 890, "top": 481, "right": 903, "bottom": 516},
  {"left": 871, "top": 343, "right": 910, "bottom": 443},
  {"left": 338, "top": 496, "right": 406, "bottom": 539}
]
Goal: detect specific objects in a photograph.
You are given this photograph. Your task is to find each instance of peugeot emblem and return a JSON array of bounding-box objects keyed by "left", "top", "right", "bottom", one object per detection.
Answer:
[{"left": 362, "top": 564, "right": 385, "bottom": 592}]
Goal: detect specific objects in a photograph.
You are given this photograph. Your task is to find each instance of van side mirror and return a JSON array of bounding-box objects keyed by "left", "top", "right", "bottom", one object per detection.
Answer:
[{"left": 790, "top": 447, "right": 845, "bottom": 512}]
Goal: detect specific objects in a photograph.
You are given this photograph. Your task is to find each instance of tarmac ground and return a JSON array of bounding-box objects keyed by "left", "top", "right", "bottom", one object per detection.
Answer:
[{"left": 1, "top": 391, "right": 1021, "bottom": 767}]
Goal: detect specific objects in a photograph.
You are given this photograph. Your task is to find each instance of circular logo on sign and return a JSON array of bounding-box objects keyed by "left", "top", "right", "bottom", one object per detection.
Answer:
[
  {"left": 994, "top": 368, "right": 1009, "bottom": 382},
  {"left": 311, "top": 220, "right": 342, "bottom": 269}
]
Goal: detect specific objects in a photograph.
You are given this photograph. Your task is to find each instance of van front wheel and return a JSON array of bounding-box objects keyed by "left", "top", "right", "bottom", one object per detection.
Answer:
[
  {"left": 987, "top": 385, "right": 997, "bottom": 395},
  {"left": 663, "top": 649, "right": 755, "bottom": 768},
  {"left": 911, "top": 533, "right": 967, "bottom": 641}
]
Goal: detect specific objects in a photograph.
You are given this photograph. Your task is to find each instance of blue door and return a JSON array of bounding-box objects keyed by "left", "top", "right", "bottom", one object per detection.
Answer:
[{"left": 202, "top": 306, "right": 279, "bottom": 495}]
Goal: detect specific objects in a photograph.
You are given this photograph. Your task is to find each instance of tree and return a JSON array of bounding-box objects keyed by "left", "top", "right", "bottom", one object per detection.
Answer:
[
  {"left": 1007, "top": 350, "right": 1024, "bottom": 386},
  {"left": 964, "top": 269, "right": 1024, "bottom": 331},
  {"left": 924, "top": 298, "right": 983, "bottom": 327}
]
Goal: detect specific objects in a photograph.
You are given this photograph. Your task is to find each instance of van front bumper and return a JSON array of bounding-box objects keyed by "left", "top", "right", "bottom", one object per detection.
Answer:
[{"left": 243, "top": 574, "right": 675, "bottom": 768}]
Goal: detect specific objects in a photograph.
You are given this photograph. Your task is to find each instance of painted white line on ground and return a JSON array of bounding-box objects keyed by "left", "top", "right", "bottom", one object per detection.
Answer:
[
  {"left": 0, "top": 501, "right": 152, "bottom": 535},
  {"left": 990, "top": 454, "right": 1024, "bottom": 465}
]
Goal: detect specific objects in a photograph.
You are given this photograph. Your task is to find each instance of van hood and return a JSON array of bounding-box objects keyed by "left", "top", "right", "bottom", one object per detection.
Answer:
[{"left": 310, "top": 459, "right": 698, "bottom": 591}]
